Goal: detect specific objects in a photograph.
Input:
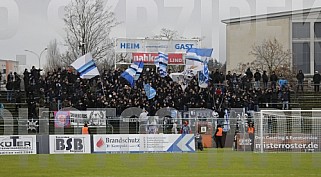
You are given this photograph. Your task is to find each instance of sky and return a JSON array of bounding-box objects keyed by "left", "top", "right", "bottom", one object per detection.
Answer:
[{"left": 1, "top": 0, "right": 321, "bottom": 70}]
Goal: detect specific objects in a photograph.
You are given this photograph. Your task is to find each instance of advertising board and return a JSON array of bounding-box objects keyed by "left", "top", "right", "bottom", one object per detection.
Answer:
[
  {"left": 0, "top": 135, "right": 36, "bottom": 155},
  {"left": 49, "top": 135, "right": 91, "bottom": 154},
  {"left": 93, "top": 134, "right": 195, "bottom": 153}
]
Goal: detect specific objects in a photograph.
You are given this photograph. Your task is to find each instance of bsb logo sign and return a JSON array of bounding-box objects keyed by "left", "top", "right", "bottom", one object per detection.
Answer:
[
  {"left": 49, "top": 135, "right": 90, "bottom": 154},
  {"left": 0, "top": 135, "right": 36, "bottom": 155},
  {"left": 132, "top": 53, "right": 184, "bottom": 65}
]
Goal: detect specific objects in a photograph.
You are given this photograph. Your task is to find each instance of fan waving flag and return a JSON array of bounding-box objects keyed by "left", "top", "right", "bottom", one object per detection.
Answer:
[
  {"left": 155, "top": 52, "right": 168, "bottom": 77},
  {"left": 144, "top": 83, "right": 156, "bottom": 100},
  {"left": 121, "top": 61, "right": 144, "bottom": 87},
  {"left": 71, "top": 53, "right": 99, "bottom": 79}
]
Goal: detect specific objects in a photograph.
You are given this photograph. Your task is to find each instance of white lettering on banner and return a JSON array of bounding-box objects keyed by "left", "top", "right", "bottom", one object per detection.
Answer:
[
  {"left": 0, "top": 135, "right": 36, "bottom": 155},
  {"left": 93, "top": 134, "right": 195, "bottom": 153},
  {"left": 253, "top": 133, "right": 321, "bottom": 152},
  {"left": 49, "top": 135, "right": 91, "bottom": 154},
  {"left": 132, "top": 53, "right": 184, "bottom": 65},
  {"left": 132, "top": 53, "right": 157, "bottom": 63}
]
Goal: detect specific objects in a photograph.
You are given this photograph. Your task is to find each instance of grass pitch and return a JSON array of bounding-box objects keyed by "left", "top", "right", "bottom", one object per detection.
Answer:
[{"left": 1, "top": 149, "right": 321, "bottom": 177}]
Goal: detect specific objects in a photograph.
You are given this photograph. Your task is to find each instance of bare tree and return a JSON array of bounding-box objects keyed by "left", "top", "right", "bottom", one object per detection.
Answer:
[
  {"left": 45, "top": 39, "right": 62, "bottom": 72},
  {"left": 153, "top": 28, "right": 181, "bottom": 40},
  {"left": 249, "top": 38, "right": 292, "bottom": 74},
  {"left": 63, "top": 0, "right": 119, "bottom": 64}
]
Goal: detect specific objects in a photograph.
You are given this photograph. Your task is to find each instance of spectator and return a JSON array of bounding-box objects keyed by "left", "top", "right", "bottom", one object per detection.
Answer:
[
  {"left": 245, "top": 68, "right": 253, "bottom": 82},
  {"left": 6, "top": 72, "right": 14, "bottom": 102},
  {"left": 270, "top": 71, "right": 278, "bottom": 90},
  {"left": 262, "top": 71, "right": 268, "bottom": 89},
  {"left": 296, "top": 70, "right": 304, "bottom": 92},
  {"left": 278, "top": 76, "right": 288, "bottom": 90},
  {"left": 313, "top": 71, "right": 321, "bottom": 92},
  {"left": 281, "top": 88, "right": 290, "bottom": 110},
  {"left": 254, "top": 69, "right": 261, "bottom": 89},
  {"left": 180, "top": 121, "right": 191, "bottom": 134}
]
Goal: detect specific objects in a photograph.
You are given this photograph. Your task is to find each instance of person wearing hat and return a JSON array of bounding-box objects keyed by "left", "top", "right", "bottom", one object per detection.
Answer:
[{"left": 313, "top": 71, "right": 321, "bottom": 92}]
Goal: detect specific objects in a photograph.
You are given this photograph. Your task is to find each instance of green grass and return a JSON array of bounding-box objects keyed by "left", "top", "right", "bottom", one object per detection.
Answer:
[{"left": 1, "top": 149, "right": 321, "bottom": 177}]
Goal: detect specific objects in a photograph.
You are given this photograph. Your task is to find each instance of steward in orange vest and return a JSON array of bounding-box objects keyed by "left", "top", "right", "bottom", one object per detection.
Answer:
[
  {"left": 248, "top": 122, "right": 255, "bottom": 151},
  {"left": 214, "top": 125, "right": 223, "bottom": 148},
  {"left": 82, "top": 123, "right": 90, "bottom": 134}
]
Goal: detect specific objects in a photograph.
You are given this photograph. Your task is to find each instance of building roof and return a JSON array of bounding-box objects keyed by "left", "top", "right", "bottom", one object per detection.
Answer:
[{"left": 222, "top": 7, "right": 321, "bottom": 24}]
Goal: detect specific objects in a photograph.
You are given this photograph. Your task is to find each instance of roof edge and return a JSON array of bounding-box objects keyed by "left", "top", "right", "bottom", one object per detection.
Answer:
[{"left": 222, "top": 7, "right": 321, "bottom": 24}]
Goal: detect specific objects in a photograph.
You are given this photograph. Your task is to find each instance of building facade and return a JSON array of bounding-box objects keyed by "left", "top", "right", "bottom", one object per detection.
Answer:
[{"left": 222, "top": 7, "right": 321, "bottom": 75}]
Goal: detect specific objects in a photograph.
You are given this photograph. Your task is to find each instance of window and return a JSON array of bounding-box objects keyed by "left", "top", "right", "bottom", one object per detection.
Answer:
[
  {"left": 292, "top": 22, "right": 310, "bottom": 39},
  {"left": 314, "top": 22, "right": 321, "bottom": 38},
  {"left": 315, "top": 42, "right": 321, "bottom": 72},
  {"left": 292, "top": 42, "right": 310, "bottom": 73}
]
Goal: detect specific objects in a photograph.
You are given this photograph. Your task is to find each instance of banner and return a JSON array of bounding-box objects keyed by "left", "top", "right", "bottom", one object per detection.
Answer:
[
  {"left": 54, "top": 111, "right": 70, "bottom": 128},
  {"left": 93, "top": 134, "right": 195, "bottom": 153},
  {"left": 115, "top": 38, "right": 199, "bottom": 53},
  {"left": 0, "top": 135, "right": 36, "bottom": 155},
  {"left": 67, "top": 110, "right": 106, "bottom": 127},
  {"left": 237, "top": 133, "right": 321, "bottom": 152},
  {"left": 132, "top": 53, "right": 184, "bottom": 65},
  {"left": 49, "top": 135, "right": 91, "bottom": 154}
]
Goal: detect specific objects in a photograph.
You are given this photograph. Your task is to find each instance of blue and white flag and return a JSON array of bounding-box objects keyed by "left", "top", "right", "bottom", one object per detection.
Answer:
[
  {"left": 144, "top": 84, "right": 156, "bottom": 100},
  {"left": 134, "top": 61, "right": 144, "bottom": 81},
  {"left": 155, "top": 52, "right": 168, "bottom": 77},
  {"left": 121, "top": 61, "right": 144, "bottom": 87},
  {"left": 186, "top": 48, "right": 213, "bottom": 57},
  {"left": 185, "top": 48, "right": 213, "bottom": 71},
  {"left": 71, "top": 53, "right": 99, "bottom": 79},
  {"left": 198, "top": 61, "right": 209, "bottom": 88}
]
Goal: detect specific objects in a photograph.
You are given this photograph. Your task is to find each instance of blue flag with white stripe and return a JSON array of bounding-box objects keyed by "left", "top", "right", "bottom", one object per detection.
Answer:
[
  {"left": 71, "top": 53, "right": 100, "bottom": 79},
  {"left": 121, "top": 61, "right": 144, "bottom": 87},
  {"left": 155, "top": 52, "right": 168, "bottom": 77},
  {"left": 134, "top": 61, "right": 144, "bottom": 81},
  {"left": 198, "top": 61, "right": 209, "bottom": 88},
  {"left": 144, "top": 84, "right": 156, "bottom": 99}
]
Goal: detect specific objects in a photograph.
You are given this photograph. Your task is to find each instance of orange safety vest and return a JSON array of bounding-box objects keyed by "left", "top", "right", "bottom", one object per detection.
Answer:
[
  {"left": 216, "top": 127, "right": 223, "bottom": 136},
  {"left": 248, "top": 127, "right": 254, "bottom": 134},
  {"left": 82, "top": 127, "right": 89, "bottom": 134}
]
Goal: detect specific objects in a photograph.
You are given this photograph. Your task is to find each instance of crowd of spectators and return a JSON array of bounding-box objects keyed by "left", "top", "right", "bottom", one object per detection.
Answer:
[{"left": 6, "top": 66, "right": 294, "bottom": 118}]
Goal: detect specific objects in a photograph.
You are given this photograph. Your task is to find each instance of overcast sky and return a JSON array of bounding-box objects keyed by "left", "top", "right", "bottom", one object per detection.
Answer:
[{"left": 1, "top": 0, "right": 321, "bottom": 70}]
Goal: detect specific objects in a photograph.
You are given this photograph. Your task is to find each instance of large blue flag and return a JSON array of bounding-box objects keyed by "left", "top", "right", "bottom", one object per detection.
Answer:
[
  {"left": 71, "top": 53, "right": 100, "bottom": 79},
  {"left": 121, "top": 61, "right": 144, "bottom": 87},
  {"left": 186, "top": 48, "right": 213, "bottom": 57},
  {"left": 185, "top": 48, "right": 213, "bottom": 72},
  {"left": 144, "top": 84, "right": 156, "bottom": 99}
]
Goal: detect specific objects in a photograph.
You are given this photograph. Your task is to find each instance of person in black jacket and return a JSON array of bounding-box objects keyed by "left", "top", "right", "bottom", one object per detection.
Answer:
[
  {"left": 313, "top": 71, "right": 321, "bottom": 92},
  {"left": 296, "top": 70, "right": 304, "bottom": 92},
  {"left": 270, "top": 71, "right": 278, "bottom": 90},
  {"left": 254, "top": 69, "right": 261, "bottom": 89},
  {"left": 262, "top": 71, "right": 269, "bottom": 89}
]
